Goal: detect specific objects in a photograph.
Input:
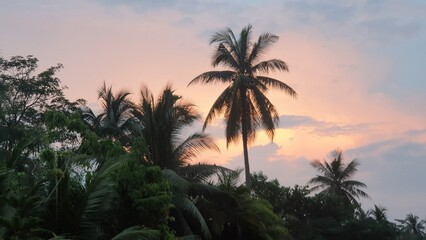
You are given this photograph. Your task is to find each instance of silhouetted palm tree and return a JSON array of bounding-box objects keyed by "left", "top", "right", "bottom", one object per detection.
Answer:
[
  {"left": 188, "top": 24, "right": 296, "bottom": 188},
  {"left": 308, "top": 150, "right": 370, "bottom": 207},
  {"left": 368, "top": 205, "right": 387, "bottom": 222},
  {"left": 135, "top": 84, "right": 219, "bottom": 170},
  {"left": 396, "top": 213, "right": 426, "bottom": 236},
  {"left": 81, "top": 83, "right": 137, "bottom": 145}
]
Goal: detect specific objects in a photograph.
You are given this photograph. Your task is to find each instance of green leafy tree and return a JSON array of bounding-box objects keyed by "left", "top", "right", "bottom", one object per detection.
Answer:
[
  {"left": 0, "top": 55, "right": 74, "bottom": 169},
  {"left": 250, "top": 172, "right": 288, "bottom": 215},
  {"left": 109, "top": 160, "right": 174, "bottom": 239},
  {"left": 206, "top": 169, "right": 292, "bottom": 240},
  {"left": 308, "top": 150, "right": 370, "bottom": 208},
  {"left": 0, "top": 55, "right": 68, "bottom": 127},
  {"left": 188, "top": 24, "right": 297, "bottom": 188},
  {"left": 337, "top": 217, "right": 399, "bottom": 240}
]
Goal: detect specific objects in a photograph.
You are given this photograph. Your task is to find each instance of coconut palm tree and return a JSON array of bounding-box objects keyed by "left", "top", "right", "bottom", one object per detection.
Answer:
[
  {"left": 368, "top": 205, "right": 387, "bottom": 222},
  {"left": 396, "top": 213, "right": 426, "bottom": 237},
  {"left": 81, "top": 83, "right": 137, "bottom": 146},
  {"left": 188, "top": 24, "right": 297, "bottom": 188},
  {"left": 308, "top": 150, "right": 370, "bottom": 208},
  {"left": 135, "top": 84, "right": 219, "bottom": 170}
]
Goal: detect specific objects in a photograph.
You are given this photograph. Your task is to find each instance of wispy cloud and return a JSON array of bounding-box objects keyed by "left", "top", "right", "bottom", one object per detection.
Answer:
[{"left": 279, "top": 114, "right": 372, "bottom": 136}]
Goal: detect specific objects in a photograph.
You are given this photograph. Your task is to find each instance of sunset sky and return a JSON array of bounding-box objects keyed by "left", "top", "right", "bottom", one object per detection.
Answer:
[{"left": 1, "top": 0, "right": 425, "bottom": 220}]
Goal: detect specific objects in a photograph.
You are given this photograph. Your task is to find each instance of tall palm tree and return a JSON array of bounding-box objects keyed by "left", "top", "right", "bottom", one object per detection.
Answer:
[
  {"left": 188, "top": 24, "right": 296, "bottom": 188},
  {"left": 135, "top": 84, "right": 219, "bottom": 170},
  {"left": 308, "top": 150, "right": 370, "bottom": 208},
  {"left": 81, "top": 83, "right": 137, "bottom": 146}
]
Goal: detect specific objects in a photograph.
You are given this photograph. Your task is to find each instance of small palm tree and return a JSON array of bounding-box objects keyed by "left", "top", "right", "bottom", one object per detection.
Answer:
[
  {"left": 81, "top": 83, "right": 137, "bottom": 145},
  {"left": 189, "top": 24, "right": 297, "bottom": 188},
  {"left": 308, "top": 150, "right": 370, "bottom": 207},
  {"left": 368, "top": 205, "right": 387, "bottom": 222},
  {"left": 396, "top": 213, "right": 426, "bottom": 236},
  {"left": 135, "top": 84, "right": 219, "bottom": 170}
]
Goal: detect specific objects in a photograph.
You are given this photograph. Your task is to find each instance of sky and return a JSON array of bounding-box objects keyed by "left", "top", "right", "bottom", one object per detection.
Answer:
[{"left": 1, "top": 0, "right": 425, "bottom": 220}]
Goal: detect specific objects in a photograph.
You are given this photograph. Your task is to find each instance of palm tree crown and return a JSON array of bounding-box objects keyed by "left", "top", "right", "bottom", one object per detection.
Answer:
[
  {"left": 396, "top": 213, "right": 426, "bottom": 236},
  {"left": 188, "top": 24, "right": 296, "bottom": 188},
  {"left": 368, "top": 205, "right": 387, "bottom": 222},
  {"left": 308, "top": 150, "right": 370, "bottom": 207},
  {"left": 135, "top": 84, "right": 219, "bottom": 170},
  {"left": 81, "top": 83, "right": 137, "bottom": 145}
]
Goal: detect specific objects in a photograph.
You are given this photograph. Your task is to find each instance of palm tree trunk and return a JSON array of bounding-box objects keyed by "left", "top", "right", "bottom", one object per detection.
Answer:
[
  {"left": 242, "top": 131, "right": 250, "bottom": 189},
  {"left": 241, "top": 88, "right": 251, "bottom": 189}
]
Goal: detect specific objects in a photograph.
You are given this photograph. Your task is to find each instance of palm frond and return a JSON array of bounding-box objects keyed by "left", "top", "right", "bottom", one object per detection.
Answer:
[
  {"left": 216, "top": 168, "right": 243, "bottom": 190},
  {"left": 174, "top": 133, "right": 220, "bottom": 165},
  {"left": 238, "top": 24, "right": 252, "bottom": 67},
  {"left": 80, "top": 159, "right": 125, "bottom": 239},
  {"left": 256, "top": 76, "right": 297, "bottom": 98},
  {"left": 308, "top": 175, "right": 333, "bottom": 189},
  {"left": 253, "top": 59, "right": 289, "bottom": 74},
  {"left": 188, "top": 71, "right": 235, "bottom": 86},
  {"left": 203, "top": 86, "right": 233, "bottom": 130},
  {"left": 211, "top": 44, "right": 240, "bottom": 69},
  {"left": 248, "top": 32, "right": 279, "bottom": 64},
  {"left": 179, "top": 163, "right": 232, "bottom": 183},
  {"left": 341, "top": 159, "right": 360, "bottom": 180},
  {"left": 250, "top": 87, "right": 279, "bottom": 140},
  {"left": 342, "top": 180, "right": 368, "bottom": 189},
  {"left": 174, "top": 196, "right": 211, "bottom": 240},
  {"left": 225, "top": 78, "right": 243, "bottom": 145},
  {"left": 162, "top": 169, "right": 214, "bottom": 240}
]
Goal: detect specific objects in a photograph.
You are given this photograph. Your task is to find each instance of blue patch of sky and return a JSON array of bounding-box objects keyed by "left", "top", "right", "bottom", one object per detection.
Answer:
[{"left": 366, "top": 31, "right": 426, "bottom": 100}]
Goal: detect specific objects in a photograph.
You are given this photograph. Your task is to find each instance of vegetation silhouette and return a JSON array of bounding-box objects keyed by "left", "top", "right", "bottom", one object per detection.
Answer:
[
  {"left": 189, "top": 24, "right": 297, "bottom": 188},
  {"left": 308, "top": 149, "right": 370, "bottom": 208}
]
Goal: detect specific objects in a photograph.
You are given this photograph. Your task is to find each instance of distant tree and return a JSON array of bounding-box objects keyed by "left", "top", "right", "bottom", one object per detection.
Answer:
[
  {"left": 308, "top": 150, "right": 370, "bottom": 208},
  {"left": 189, "top": 24, "right": 297, "bottom": 188},
  {"left": 368, "top": 205, "right": 388, "bottom": 222},
  {"left": 250, "top": 172, "right": 288, "bottom": 215},
  {"left": 396, "top": 213, "right": 426, "bottom": 238}
]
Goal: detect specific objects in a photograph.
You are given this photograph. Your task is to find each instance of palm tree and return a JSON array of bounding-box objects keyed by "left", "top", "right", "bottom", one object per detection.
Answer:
[
  {"left": 368, "top": 205, "right": 387, "bottom": 222},
  {"left": 396, "top": 213, "right": 426, "bottom": 236},
  {"left": 81, "top": 83, "right": 137, "bottom": 146},
  {"left": 162, "top": 169, "right": 222, "bottom": 239},
  {"left": 135, "top": 84, "right": 219, "bottom": 170},
  {"left": 188, "top": 24, "right": 297, "bottom": 188},
  {"left": 308, "top": 150, "right": 370, "bottom": 208}
]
